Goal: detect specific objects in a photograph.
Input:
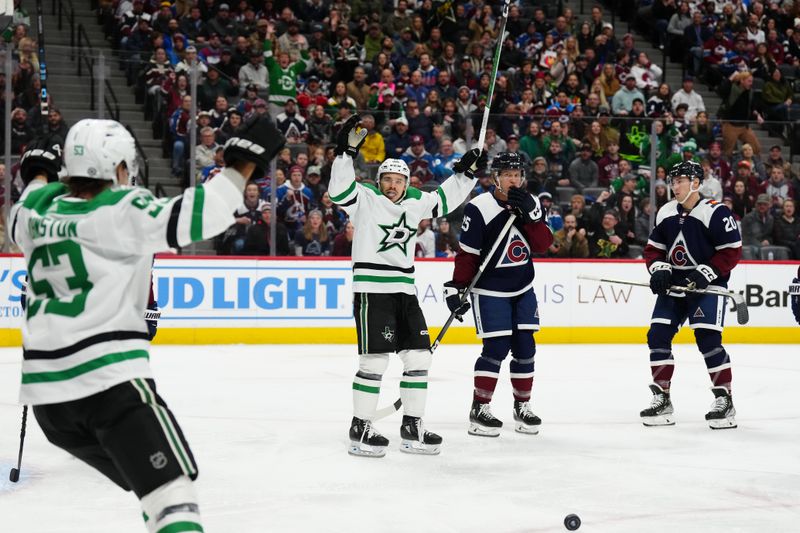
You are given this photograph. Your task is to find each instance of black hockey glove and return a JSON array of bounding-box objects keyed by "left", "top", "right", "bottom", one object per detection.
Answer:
[
  {"left": 144, "top": 302, "right": 160, "bottom": 341},
  {"left": 334, "top": 114, "right": 368, "bottom": 157},
  {"left": 452, "top": 148, "right": 487, "bottom": 179},
  {"left": 223, "top": 115, "right": 286, "bottom": 178},
  {"left": 506, "top": 187, "right": 542, "bottom": 222},
  {"left": 789, "top": 277, "right": 799, "bottom": 325},
  {"left": 649, "top": 262, "right": 672, "bottom": 296},
  {"left": 19, "top": 137, "right": 62, "bottom": 184},
  {"left": 684, "top": 264, "right": 718, "bottom": 291},
  {"left": 443, "top": 281, "right": 471, "bottom": 322}
]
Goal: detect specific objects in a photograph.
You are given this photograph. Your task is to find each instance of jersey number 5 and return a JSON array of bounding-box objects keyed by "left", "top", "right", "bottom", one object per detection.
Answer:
[
  {"left": 27, "top": 241, "right": 94, "bottom": 318},
  {"left": 723, "top": 215, "right": 737, "bottom": 232}
]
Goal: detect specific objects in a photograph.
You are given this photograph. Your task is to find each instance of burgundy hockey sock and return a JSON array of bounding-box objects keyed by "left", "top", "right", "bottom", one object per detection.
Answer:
[
  {"left": 651, "top": 364, "right": 674, "bottom": 392},
  {"left": 709, "top": 367, "right": 732, "bottom": 392},
  {"left": 510, "top": 375, "right": 533, "bottom": 402},
  {"left": 474, "top": 372, "right": 498, "bottom": 403}
]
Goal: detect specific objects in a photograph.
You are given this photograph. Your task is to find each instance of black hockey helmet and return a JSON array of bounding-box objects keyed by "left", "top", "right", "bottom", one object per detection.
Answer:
[
  {"left": 491, "top": 151, "right": 526, "bottom": 179},
  {"left": 667, "top": 160, "right": 704, "bottom": 184}
]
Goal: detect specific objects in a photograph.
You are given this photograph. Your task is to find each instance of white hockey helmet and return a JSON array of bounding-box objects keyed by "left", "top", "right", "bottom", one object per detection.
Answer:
[
  {"left": 64, "top": 119, "right": 139, "bottom": 184},
  {"left": 377, "top": 158, "right": 410, "bottom": 183}
]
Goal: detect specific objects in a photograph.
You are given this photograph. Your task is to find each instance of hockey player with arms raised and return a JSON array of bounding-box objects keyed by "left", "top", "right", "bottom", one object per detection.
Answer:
[
  {"left": 329, "top": 115, "right": 486, "bottom": 457},
  {"left": 9, "top": 116, "right": 285, "bottom": 532},
  {"left": 444, "top": 152, "right": 554, "bottom": 437},
  {"left": 642, "top": 160, "right": 742, "bottom": 430}
]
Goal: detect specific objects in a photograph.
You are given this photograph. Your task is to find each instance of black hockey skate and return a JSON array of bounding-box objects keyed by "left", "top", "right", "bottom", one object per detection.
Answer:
[
  {"left": 399, "top": 416, "right": 442, "bottom": 455},
  {"left": 705, "top": 387, "right": 737, "bottom": 429},
  {"left": 348, "top": 417, "right": 389, "bottom": 457},
  {"left": 640, "top": 384, "right": 675, "bottom": 427},
  {"left": 469, "top": 400, "right": 503, "bottom": 437},
  {"left": 513, "top": 401, "right": 542, "bottom": 434}
]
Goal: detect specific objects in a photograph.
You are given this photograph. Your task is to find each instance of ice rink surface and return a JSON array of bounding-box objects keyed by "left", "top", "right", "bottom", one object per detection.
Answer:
[{"left": 0, "top": 343, "right": 798, "bottom": 533}]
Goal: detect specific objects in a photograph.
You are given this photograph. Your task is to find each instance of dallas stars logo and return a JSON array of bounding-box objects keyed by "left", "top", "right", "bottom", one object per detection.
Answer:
[
  {"left": 377, "top": 212, "right": 414, "bottom": 253},
  {"left": 381, "top": 326, "right": 395, "bottom": 342}
]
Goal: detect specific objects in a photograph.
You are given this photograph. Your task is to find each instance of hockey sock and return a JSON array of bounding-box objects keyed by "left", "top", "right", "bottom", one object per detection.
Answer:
[
  {"left": 474, "top": 337, "right": 510, "bottom": 403},
  {"left": 353, "top": 353, "right": 390, "bottom": 419},
  {"left": 141, "top": 476, "right": 203, "bottom": 533},
  {"left": 695, "top": 329, "right": 732, "bottom": 392},
  {"left": 399, "top": 350, "right": 432, "bottom": 417},
  {"left": 647, "top": 324, "right": 677, "bottom": 391},
  {"left": 510, "top": 332, "right": 536, "bottom": 402}
]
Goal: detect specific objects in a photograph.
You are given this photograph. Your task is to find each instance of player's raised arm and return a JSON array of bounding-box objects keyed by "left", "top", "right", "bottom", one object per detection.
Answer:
[
  {"left": 427, "top": 148, "right": 486, "bottom": 218},
  {"left": 329, "top": 115, "right": 368, "bottom": 212}
]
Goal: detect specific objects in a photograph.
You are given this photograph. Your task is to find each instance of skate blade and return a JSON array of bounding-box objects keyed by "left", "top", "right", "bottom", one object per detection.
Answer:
[
  {"left": 400, "top": 439, "right": 441, "bottom": 455},
  {"left": 468, "top": 423, "right": 501, "bottom": 437},
  {"left": 514, "top": 422, "right": 540, "bottom": 434},
  {"left": 641, "top": 414, "right": 675, "bottom": 426},
  {"left": 348, "top": 441, "right": 387, "bottom": 458},
  {"left": 708, "top": 417, "right": 737, "bottom": 430}
]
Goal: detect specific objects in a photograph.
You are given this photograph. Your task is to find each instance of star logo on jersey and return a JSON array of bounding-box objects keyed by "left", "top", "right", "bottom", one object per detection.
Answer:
[
  {"left": 381, "top": 326, "right": 395, "bottom": 342},
  {"left": 377, "top": 212, "right": 414, "bottom": 254},
  {"left": 496, "top": 227, "right": 530, "bottom": 268}
]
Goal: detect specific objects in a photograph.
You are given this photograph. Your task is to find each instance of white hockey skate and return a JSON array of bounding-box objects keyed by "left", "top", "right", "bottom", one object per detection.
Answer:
[
  {"left": 640, "top": 384, "right": 675, "bottom": 427},
  {"left": 468, "top": 401, "right": 502, "bottom": 437},
  {"left": 399, "top": 416, "right": 442, "bottom": 455},
  {"left": 705, "top": 387, "right": 737, "bottom": 430},
  {"left": 348, "top": 417, "right": 389, "bottom": 458},
  {"left": 513, "top": 401, "right": 541, "bottom": 435}
]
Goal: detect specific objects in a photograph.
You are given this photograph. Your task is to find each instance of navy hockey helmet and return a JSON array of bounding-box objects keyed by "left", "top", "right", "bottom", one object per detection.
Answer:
[
  {"left": 491, "top": 151, "right": 526, "bottom": 180},
  {"left": 667, "top": 160, "right": 703, "bottom": 184}
]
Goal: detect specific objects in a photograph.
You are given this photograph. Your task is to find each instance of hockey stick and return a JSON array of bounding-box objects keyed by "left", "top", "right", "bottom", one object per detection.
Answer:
[
  {"left": 576, "top": 275, "right": 749, "bottom": 325},
  {"left": 473, "top": 0, "right": 510, "bottom": 150},
  {"left": 8, "top": 405, "right": 28, "bottom": 482},
  {"left": 36, "top": 0, "right": 48, "bottom": 116},
  {"left": 373, "top": 214, "right": 518, "bottom": 421}
]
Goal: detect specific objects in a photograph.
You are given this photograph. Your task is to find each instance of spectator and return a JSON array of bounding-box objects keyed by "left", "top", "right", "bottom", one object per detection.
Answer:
[
  {"left": 332, "top": 220, "right": 355, "bottom": 256},
  {"left": 306, "top": 104, "right": 334, "bottom": 146},
  {"left": 346, "top": 66, "right": 370, "bottom": 111},
  {"left": 277, "top": 165, "right": 314, "bottom": 240},
  {"left": 402, "top": 134, "right": 436, "bottom": 184},
  {"left": 762, "top": 68, "right": 800, "bottom": 135},
  {"left": 415, "top": 218, "right": 435, "bottom": 258},
  {"left": 205, "top": 4, "right": 237, "bottom": 45},
  {"left": 434, "top": 218, "right": 460, "bottom": 258},
  {"left": 219, "top": 181, "right": 271, "bottom": 255},
  {"left": 730, "top": 179, "right": 754, "bottom": 220},
  {"left": 671, "top": 76, "right": 705, "bottom": 122},
  {"left": 773, "top": 199, "right": 800, "bottom": 259},
  {"left": 629, "top": 51, "right": 662, "bottom": 92},
  {"left": 385, "top": 116, "right": 411, "bottom": 158},
  {"left": 431, "top": 138, "right": 462, "bottom": 182},
  {"left": 551, "top": 213, "right": 589, "bottom": 258},
  {"left": 263, "top": 36, "right": 311, "bottom": 118},
  {"left": 294, "top": 209, "right": 331, "bottom": 256},
  {"left": 763, "top": 166, "right": 794, "bottom": 211},
  {"left": 720, "top": 71, "right": 764, "bottom": 157},
  {"left": 634, "top": 197, "right": 653, "bottom": 246},
  {"left": 588, "top": 208, "right": 629, "bottom": 258},
  {"left": 731, "top": 144, "right": 767, "bottom": 183},
  {"left": 741, "top": 194, "right": 774, "bottom": 258},
  {"left": 568, "top": 144, "right": 600, "bottom": 192},
  {"left": 611, "top": 74, "right": 645, "bottom": 116},
  {"left": 276, "top": 98, "right": 308, "bottom": 143},
  {"left": 617, "top": 98, "right": 650, "bottom": 164},
  {"left": 597, "top": 140, "right": 621, "bottom": 187},
  {"left": 198, "top": 67, "right": 236, "bottom": 110},
  {"left": 617, "top": 194, "right": 638, "bottom": 247},
  {"left": 277, "top": 20, "right": 309, "bottom": 63},
  {"left": 169, "top": 94, "right": 192, "bottom": 177},
  {"left": 195, "top": 126, "right": 219, "bottom": 172},
  {"left": 238, "top": 49, "right": 269, "bottom": 94}
]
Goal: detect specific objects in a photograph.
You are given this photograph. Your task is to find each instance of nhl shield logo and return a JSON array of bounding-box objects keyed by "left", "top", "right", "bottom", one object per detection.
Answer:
[{"left": 150, "top": 451, "right": 168, "bottom": 470}]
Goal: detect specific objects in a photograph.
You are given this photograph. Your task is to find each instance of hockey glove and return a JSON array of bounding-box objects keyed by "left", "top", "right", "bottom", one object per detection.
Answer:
[
  {"left": 144, "top": 302, "right": 160, "bottom": 341},
  {"left": 790, "top": 277, "right": 800, "bottom": 325},
  {"left": 684, "top": 264, "right": 718, "bottom": 291},
  {"left": 223, "top": 115, "right": 286, "bottom": 178},
  {"left": 452, "top": 148, "right": 487, "bottom": 179},
  {"left": 506, "top": 187, "right": 543, "bottom": 222},
  {"left": 649, "top": 262, "right": 672, "bottom": 296},
  {"left": 19, "top": 137, "right": 62, "bottom": 184},
  {"left": 334, "top": 114, "right": 368, "bottom": 157},
  {"left": 443, "top": 281, "right": 471, "bottom": 322}
]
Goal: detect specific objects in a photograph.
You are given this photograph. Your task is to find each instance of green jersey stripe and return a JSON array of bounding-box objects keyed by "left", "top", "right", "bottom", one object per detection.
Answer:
[
  {"left": 21, "top": 350, "right": 149, "bottom": 384},
  {"left": 156, "top": 521, "right": 204, "bottom": 533},
  {"left": 330, "top": 180, "right": 356, "bottom": 203},
  {"left": 353, "top": 275, "right": 414, "bottom": 284},
  {"left": 353, "top": 382, "right": 380, "bottom": 394},
  {"left": 190, "top": 186, "right": 205, "bottom": 242},
  {"left": 437, "top": 187, "right": 448, "bottom": 215},
  {"left": 53, "top": 188, "right": 136, "bottom": 215},
  {"left": 400, "top": 381, "right": 428, "bottom": 389}
]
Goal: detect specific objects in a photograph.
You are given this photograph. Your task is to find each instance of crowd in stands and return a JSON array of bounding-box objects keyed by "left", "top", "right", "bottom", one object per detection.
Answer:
[{"left": 4, "top": 0, "right": 800, "bottom": 260}]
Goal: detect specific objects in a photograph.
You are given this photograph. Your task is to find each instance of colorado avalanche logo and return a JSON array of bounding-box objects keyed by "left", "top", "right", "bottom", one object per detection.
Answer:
[
  {"left": 497, "top": 228, "right": 530, "bottom": 268},
  {"left": 670, "top": 244, "right": 689, "bottom": 266}
]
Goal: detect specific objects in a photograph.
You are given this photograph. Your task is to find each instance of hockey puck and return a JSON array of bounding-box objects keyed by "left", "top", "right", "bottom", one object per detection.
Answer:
[
  {"left": 9, "top": 468, "right": 20, "bottom": 483},
  {"left": 564, "top": 514, "right": 581, "bottom": 531}
]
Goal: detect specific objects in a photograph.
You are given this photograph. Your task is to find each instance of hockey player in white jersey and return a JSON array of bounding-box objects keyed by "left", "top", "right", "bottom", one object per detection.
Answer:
[
  {"left": 329, "top": 115, "right": 486, "bottom": 457},
  {"left": 444, "top": 152, "right": 554, "bottom": 437},
  {"left": 642, "top": 160, "right": 742, "bottom": 429},
  {"left": 9, "top": 116, "right": 285, "bottom": 532}
]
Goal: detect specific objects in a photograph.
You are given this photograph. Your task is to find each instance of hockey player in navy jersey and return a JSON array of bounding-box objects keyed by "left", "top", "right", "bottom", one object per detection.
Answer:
[
  {"left": 642, "top": 160, "right": 743, "bottom": 430},
  {"left": 791, "top": 267, "right": 800, "bottom": 325},
  {"left": 444, "top": 152, "right": 554, "bottom": 437}
]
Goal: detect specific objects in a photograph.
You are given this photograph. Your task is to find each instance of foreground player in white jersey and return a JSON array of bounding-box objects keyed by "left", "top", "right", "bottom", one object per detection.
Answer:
[
  {"left": 330, "top": 115, "right": 485, "bottom": 457},
  {"left": 444, "top": 152, "right": 553, "bottom": 437},
  {"left": 642, "top": 160, "right": 742, "bottom": 429},
  {"left": 9, "top": 117, "right": 284, "bottom": 532}
]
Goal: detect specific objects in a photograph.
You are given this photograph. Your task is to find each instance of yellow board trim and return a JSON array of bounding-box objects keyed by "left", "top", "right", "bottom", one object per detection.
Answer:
[{"left": 2, "top": 327, "right": 795, "bottom": 346}]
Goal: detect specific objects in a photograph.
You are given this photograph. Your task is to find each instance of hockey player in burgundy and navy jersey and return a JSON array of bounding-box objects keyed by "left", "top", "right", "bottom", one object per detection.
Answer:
[
  {"left": 791, "top": 267, "right": 800, "bottom": 325},
  {"left": 641, "top": 160, "right": 742, "bottom": 430},
  {"left": 444, "top": 152, "right": 554, "bottom": 437}
]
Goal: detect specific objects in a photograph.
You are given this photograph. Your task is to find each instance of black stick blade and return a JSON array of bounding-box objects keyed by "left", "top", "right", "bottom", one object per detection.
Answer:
[{"left": 9, "top": 467, "right": 20, "bottom": 482}]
